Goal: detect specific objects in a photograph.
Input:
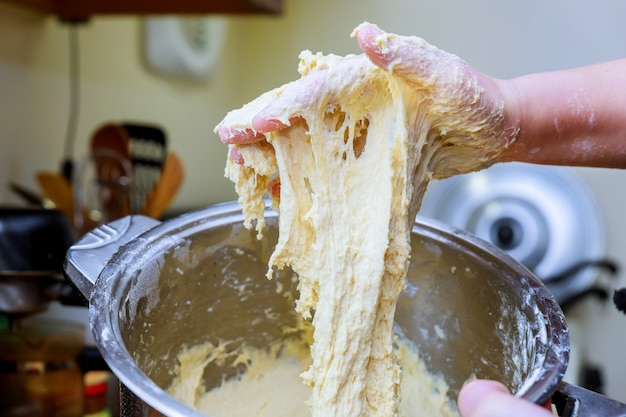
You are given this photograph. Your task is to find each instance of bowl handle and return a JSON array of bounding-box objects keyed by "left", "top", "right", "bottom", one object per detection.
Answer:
[
  {"left": 64, "top": 215, "right": 161, "bottom": 301},
  {"left": 553, "top": 381, "right": 626, "bottom": 416}
]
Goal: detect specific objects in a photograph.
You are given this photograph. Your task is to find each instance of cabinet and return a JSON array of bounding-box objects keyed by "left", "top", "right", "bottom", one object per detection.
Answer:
[{"left": 0, "top": 0, "right": 283, "bottom": 21}]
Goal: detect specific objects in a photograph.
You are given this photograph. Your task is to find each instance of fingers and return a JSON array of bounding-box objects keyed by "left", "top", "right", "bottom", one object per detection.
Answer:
[
  {"left": 353, "top": 21, "right": 461, "bottom": 88},
  {"left": 458, "top": 380, "right": 510, "bottom": 416},
  {"left": 218, "top": 127, "right": 266, "bottom": 145},
  {"left": 251, "top": 66, "right": 330, "bottom": 132},
  {"left": 218, "top": 23, "right": 449, "bottom": 146},
  {"left": 215, "top": 85, "right": 288, "bottom": 144},
  {"left": 229, "top": 148, "right": 245, "bottom": 165},
  {"left": 267, "top": 176, "right": 281, "bottom": 201},
  {"left": 353, "top": 22, "right": 392, "bottom": 69},
  {"left": 458, "top": 380, "right": 554, "bottom": 417},
  {"left": 216, "top": 72, "right": 324, "bottom": 144},
  {"left": 217, "top": 109, "right": 292, "bottom": 144},
  {"left": 252, "top": 116, "right": 295, "bottom": 133}
]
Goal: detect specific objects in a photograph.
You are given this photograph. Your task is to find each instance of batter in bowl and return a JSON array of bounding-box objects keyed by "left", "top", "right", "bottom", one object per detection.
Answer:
[{"left": 168, "top": 331, "right": 457, "bottom": 417}]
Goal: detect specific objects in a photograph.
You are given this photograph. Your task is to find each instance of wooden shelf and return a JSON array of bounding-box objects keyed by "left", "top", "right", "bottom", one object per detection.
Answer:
[{"left": 0, "top": 0, "right": 283, "bottom": 21}]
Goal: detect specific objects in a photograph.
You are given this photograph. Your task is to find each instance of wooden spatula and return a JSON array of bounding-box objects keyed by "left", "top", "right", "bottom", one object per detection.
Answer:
[
  {"left": 35, "top": 172, "right": 74, "bottom": 219},
  {"left": 141, "top": 152, "right": 184, "bottom": 219}
]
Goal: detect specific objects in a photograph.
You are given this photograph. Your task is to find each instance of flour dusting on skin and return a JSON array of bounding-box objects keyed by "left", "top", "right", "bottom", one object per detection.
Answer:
[{"left": 568, "top": 88, "right": 596, "bottom": 127}]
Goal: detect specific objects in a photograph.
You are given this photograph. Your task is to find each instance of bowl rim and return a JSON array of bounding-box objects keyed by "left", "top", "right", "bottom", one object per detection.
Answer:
[{"left": 89, "top": 200, "right": 570, "bottom": 415}]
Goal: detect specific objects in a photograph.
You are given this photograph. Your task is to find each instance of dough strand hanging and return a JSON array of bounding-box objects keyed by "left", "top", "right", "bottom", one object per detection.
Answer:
[{"left": 216, "top": 22, "right": 509, "bottom": 417}]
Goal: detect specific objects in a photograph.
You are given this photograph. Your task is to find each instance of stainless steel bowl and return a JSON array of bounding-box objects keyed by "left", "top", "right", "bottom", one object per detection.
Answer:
[{"left": 64, "top": 200, "right": 609, "bottom": 417}]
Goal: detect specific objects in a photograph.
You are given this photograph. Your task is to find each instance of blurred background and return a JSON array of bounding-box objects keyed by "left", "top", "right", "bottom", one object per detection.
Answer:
[{"left": 1, "top": 0, "right": 626, "bottom": 414}]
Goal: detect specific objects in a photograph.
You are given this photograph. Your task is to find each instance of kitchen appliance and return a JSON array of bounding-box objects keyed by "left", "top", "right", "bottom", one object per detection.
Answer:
[
  {"left": 0, "top": 206, "right": 86, "bottom": 416},
  {"left": 419, "top": 162, "right": 616, "bottom": 306},
  {"left": 64, "top": 200, "right": 626, "bottom": 416},
  {"left": 144, "top": 16, "right": 228, "bottom": 80},
  {"left": 0, "top": 207, "right": 78, "bottom": 321}
]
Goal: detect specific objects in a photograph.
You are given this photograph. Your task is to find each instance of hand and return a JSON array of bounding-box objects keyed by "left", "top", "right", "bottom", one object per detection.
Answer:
[
  {"left": 216, "top": 22, "right": 518, "bottom": 177},
  {"left": 458, "top": 380, "right": 554, "bottom": 417},
  {"left": 355, "top": 23, "right": 518, "bottom": 177}
]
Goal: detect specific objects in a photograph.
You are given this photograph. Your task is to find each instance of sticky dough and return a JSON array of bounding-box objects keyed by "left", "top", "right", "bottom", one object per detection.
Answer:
[
  {"left": 168, "top": 334, "right": 457, "bottom": 417},
  {"left": 215, "top": 26, "right": 504, "bottom": 417}
]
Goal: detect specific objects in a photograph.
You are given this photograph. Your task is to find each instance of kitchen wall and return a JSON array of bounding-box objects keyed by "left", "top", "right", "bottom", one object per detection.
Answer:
[
  {"left": 0, "top": 1, "right": 244, "bottom": 210},
  {"left": 2, "top": 0, "right": 626, "bottom": 211},
  {"left": 2, "top": 0, "right": 626, "bottom": 405}
]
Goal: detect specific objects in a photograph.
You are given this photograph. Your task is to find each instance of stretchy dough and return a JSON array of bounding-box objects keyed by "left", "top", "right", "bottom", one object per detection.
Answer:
[{"left": 214, "top": 23, "right": 505, "bottom": 417}]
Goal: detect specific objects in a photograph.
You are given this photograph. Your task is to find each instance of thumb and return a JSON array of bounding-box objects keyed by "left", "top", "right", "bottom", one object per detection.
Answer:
[
  {"left": 352, "top": 22, "right": 457, "bottom": 87},
  {"left": 458, "top": 380, "right": 554, "bottom": 417},
  {"left": 352, "top": 22, "right": 396, "bottom": 70}
]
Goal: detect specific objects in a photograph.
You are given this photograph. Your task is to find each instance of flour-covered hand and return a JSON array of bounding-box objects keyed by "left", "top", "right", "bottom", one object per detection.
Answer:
[
  {"left": 353, "top": 22, "right": 517, "bottom": 177},
  {"left": 216, "top": 23, "right": 517, "bottom": 176}
]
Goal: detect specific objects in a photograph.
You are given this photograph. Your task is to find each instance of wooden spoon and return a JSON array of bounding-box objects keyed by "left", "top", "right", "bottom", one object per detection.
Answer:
[
  {"left": 141, "top": 152, "right": 184, "bottom": 219},
  {"left": 89, "top": 123, "right": 133, "bottom": 218},
  {"left": 35, "top": 171, "right": 74, "bottom": 219}
]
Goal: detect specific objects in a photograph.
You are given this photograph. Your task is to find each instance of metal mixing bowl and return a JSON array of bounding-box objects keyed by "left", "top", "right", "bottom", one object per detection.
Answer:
[{"left": 65, "top": 201, "right": 571, "bottom": 417}]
